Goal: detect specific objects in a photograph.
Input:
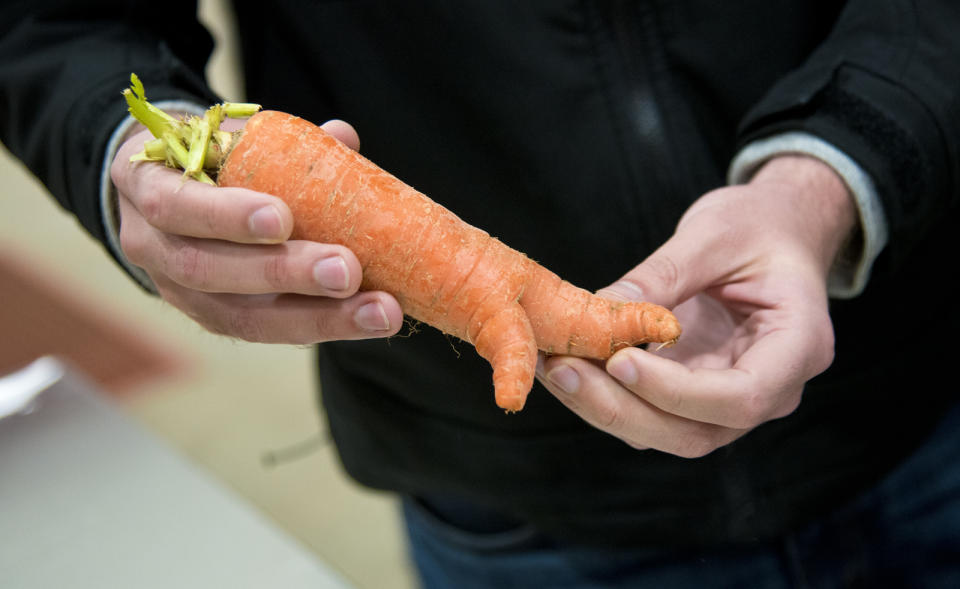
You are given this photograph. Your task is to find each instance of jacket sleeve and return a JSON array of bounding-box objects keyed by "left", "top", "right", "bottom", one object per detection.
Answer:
[
  {"left": 735, "top": 0, "right": 960, "bottom": 280},
  {"left": 0, "top": 0, "right": 220, "bottom": 255}
]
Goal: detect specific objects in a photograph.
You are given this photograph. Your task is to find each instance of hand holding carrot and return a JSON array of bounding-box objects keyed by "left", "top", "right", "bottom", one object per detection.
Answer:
[
  {"left": 114, "top": 76, "right": 680, "bottom": 411},
  {"left": 537, "top": 155, "right": 857, "bottom": 457},
  {"left": 109, "top": 120, "right": 404, "bottom": 344}
]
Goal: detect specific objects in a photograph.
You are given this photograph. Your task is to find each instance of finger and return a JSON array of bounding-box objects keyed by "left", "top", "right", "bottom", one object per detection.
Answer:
[
  {"left": 596, "top": 188, "right": 763, "bottom": 310},
  {"left": 219, "top": 117, "right": 247, "bottom": 133},
  {"left": 604, "top": 325, "right": 823, "bottom": 430},
  {"left": 538, "top": 356, "right": 746, "bottom": 457},
  {"left": 161, "top": 286, "right": 404, "bottom": 344},
  {"left": 113, "top": 158, "right": 294, "bottom": 244},
  {"left": 119, "top": 196, "right": 366, "bottom": 296},
  {"left": 320, "top": 119, "right": 360, "bottom": 151},
  {"left": 597, "top": 223, "right": 734, "bottom": 309},
  {"left": 159, "top": 238, "right": 364, "bottom": 297},
  {"left": 112, "top": 121, "right": 359, "bottom": 244}
]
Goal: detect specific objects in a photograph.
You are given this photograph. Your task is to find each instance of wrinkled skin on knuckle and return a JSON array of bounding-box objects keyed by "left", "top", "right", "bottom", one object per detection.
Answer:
[
  {"left": 643, "top": 254, "right": 682, "bottom": 299},
  {"left": 594, "top": 398, "right": 629, "bottom": 433},
  {"left": 198, "top": 194, "right": 224, "bottom": 235},
  {"left": 169, "top": 243, "right": 211, "bottom": 290},
  {"left": 136, "top": 189, "right": 167, "bottom": 227},
  {"left": 262, "top": 254, "right": 290, "bottom": 292}
]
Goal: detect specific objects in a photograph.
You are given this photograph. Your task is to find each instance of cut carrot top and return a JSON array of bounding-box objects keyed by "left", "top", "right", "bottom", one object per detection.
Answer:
[{"left": 123, "top": 73, "right": 260, "bottom": 184}]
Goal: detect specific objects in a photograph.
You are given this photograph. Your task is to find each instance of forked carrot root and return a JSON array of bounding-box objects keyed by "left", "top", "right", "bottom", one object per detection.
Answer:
[{"left": 123, "top": 75, "right": 681, "bottom": 412}]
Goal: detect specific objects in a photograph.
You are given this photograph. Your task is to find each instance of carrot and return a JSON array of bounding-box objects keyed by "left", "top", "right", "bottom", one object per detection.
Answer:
[{"left": 123, "top": 75, "right": 681, "bottom": 412}]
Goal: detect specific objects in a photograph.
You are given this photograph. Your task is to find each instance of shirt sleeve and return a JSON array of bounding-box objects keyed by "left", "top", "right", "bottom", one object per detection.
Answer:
[
  {"left": 733, "top": 1, "right": 960, "bottom": 284},
  {"left": 0, "top": 1, "right": 219, "bottom": 280},
  {"left": 728, "top": 132, "right": 887, "bottom": 299}
]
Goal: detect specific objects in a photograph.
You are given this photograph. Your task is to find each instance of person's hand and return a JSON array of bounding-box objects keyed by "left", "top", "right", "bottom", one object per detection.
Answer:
[
  {"left": 537, "top": 155, "right": 857, "bottom": 457},
  {"left": 110, "top": 119, "right": 404, "bottom": 344}
]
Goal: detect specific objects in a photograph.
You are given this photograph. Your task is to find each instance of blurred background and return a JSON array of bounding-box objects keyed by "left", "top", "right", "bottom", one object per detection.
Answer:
[{"left": 0, "top": 1, "right": 416, "bottom": 587}]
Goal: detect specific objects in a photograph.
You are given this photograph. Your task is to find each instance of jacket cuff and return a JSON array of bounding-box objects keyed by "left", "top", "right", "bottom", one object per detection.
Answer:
[
  {"left": 99, "top": 100, "right": 208, "bottom": 294},
  {"left": 727, "top": 131, "right": 887, "bottom": 299}
]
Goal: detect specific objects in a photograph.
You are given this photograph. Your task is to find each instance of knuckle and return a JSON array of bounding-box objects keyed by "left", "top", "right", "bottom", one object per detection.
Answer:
[
  {"left": 170, "top": 245, "right": 210, "bottom": 289},
  {"left": 137, "top": 190, "right": 166, "bottom": 226},
  {"left": 643, "top": 254, "right": 681, "bottom": 298},
  {"left": 262, "top": 255, "right": 289, "bottom": 291},
  {"left": 199, "top": 196, "right": 220, "bottom": 235},
  {"left": 595, "top": 400, "right": 627, "bottom": 432},
  {"left": 195, "top": 190, "right": 233, "bottom": 237},
  {"left": 656, "top": 256, "right": 682, "bottom": 291}
]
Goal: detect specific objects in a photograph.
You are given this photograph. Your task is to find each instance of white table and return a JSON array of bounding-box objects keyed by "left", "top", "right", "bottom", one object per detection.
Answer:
[{"left": 0, "top": 361, "right": 354, "bottom": 588}]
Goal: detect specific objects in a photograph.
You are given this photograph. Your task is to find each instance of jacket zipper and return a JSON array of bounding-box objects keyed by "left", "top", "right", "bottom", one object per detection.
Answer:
[{"left": 594, "top": 0, "right": 682, "bottom": 248}]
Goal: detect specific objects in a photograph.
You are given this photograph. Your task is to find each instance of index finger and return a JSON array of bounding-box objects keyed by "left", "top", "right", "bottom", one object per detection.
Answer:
[
  {"left": 112, "top": 150, "right": 294, "bottom": 244},
  {"left": 605, "top": 328, "right": 820, "bottom": 430}
]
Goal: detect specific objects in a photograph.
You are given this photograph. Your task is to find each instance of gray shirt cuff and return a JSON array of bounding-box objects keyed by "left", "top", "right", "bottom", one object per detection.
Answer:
[
  {"left": 99, "top": 100, "right": 208, "bottom": 294},
  {"left": 728, "top": 131, "right": 888, "bottom": 299}
]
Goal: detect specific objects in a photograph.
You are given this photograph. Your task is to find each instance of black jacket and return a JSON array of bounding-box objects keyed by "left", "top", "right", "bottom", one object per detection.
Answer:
[{"left": 3, "top": 1, "right": 959, "bottom": 547}]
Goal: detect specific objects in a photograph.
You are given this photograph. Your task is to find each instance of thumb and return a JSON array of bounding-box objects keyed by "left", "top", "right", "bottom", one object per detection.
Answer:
[
  {"left": 597, "top": 229, "right": 724, "bottom": 309},
  {"left": 321, "top": 119, "right": 361, "bottom": 152}
]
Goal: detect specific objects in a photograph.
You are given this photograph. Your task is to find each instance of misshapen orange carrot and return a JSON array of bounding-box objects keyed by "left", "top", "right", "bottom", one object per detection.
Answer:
[{"left": 217, "top": 111, "right": 680, "bottom": 412}]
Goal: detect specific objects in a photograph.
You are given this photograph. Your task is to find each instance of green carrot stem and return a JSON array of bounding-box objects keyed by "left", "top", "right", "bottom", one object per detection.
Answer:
[
  {"left": 122, "top": 74, "right": 177, "bottom": 138},
  {"left": 222, "top": 103, "right": 261, "bottom": 118},
  {"left": 123, "top": 73, "right": 260, "bottom": 183},
  {"left": 161, "top": 130, "right": 191, "bottom": 169},
  {"left": 186, "top": 114, "right": 213, "bottom": 176}
]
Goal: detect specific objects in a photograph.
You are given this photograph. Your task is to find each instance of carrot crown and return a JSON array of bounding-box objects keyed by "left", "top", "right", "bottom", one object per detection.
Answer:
[{"left": 122, "top": 73, "right": 261, "bottom": 184}]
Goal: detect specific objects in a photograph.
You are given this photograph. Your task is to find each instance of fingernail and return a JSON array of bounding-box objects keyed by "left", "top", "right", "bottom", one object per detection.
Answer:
[
  {"left": 249, "top": 205, "right": 284, "bottom": 241},
  {"left": 606, "top": 354, "right": 638, "bottom": 385},
  {"left": 313, "top": 256, "right": 350, "bottom": 292},
  {"left": 546, "top": 365, "right": 580, "bottom": 395},
  {"left": 354, "top": 301, "right": 391, "bottom": 332}
]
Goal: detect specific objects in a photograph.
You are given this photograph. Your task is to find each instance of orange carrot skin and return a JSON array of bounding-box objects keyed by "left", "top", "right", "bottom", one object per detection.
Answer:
[{"left": 218, "top": 111, "right": 680, "bottom": 411}]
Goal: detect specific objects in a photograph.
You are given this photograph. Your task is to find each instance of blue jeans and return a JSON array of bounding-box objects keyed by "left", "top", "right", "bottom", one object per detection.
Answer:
[{"left": 402, "top": 403, "right": 960, "bottom": 589}]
